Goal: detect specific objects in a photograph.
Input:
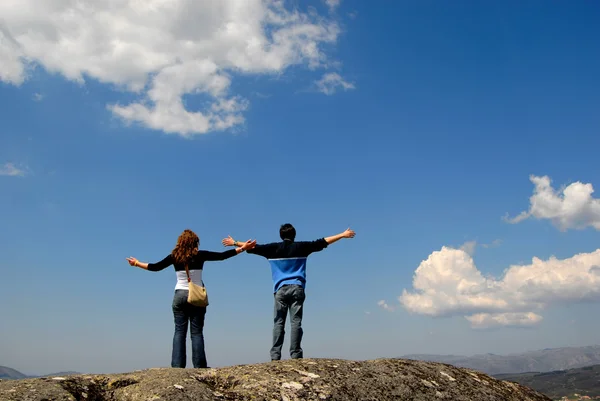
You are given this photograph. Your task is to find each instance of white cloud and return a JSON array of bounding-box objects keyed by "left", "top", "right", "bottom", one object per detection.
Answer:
[
  {"left": 325, "top": 0, "right": 341, "bottom": 11},
  {"left": 33, "top": 93, "right": 44, "bottom": 101},
  {"left": 399, "top": 245, "right": 600, "bottom": 328},
  {"left": 505, "top": 175, "right": 600, "bottom": 231},
  {"left": 0, "top": 25, "right": 27, "bottom": 85},
  {"left": 465, "top": 312, "right": 543, "bottom": 329},
  {"left": 0, "top": 163, "right": 27, "bottom": 177},
  {"left": 378, "top": 300, "right": 395, "bottom": 312},
  {"left": 0, "top": 0, "right": 348, "bottom": 137},
  {"left": 315, "top": 72, "right": 355, "bottom": 95}
]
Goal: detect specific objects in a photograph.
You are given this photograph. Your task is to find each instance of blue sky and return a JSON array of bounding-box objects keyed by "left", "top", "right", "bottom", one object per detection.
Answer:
[{"left": 1, "top": 0, "right": 600, "bottom": 374}]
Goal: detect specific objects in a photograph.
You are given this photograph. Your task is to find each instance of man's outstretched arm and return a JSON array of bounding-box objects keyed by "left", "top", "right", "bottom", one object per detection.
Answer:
[
  {"left": 324, "top": 228, "right": 356, "bottom": 245},
  {"left": 298, "top": 228, "right": 356, "bottom": 255}
]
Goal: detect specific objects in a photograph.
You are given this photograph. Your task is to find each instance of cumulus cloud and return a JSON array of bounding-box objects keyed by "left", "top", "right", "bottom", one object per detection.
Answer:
[
  {"left": 399, "top": 245, "right": 600, "bottom": 328},
  {"left": 378, "top": 300, "right": 395, "bottom": 312},
  {"left": 315, "top": 72, "right": 355, "bottom": 95},
  {"left": 0, "top": 163, "right": 27, "bottom": 177},
  {"left": 0, "top": 0, "right": 351, "bottom": 136},
  {"left": 505, "top": 175, "right": 600, "bottom": 231},
  {"left": 465, "top": 312, "right": 543, "bottom": 329}
]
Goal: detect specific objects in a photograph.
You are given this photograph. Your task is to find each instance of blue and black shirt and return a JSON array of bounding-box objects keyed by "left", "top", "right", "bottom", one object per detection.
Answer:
[{"left": 247, "top": 238, "right": 328, "bottom": 293}]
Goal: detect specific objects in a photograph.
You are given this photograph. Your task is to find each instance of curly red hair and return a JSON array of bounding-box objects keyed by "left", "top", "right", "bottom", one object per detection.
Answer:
[{"left": 171, "top": 229, "right": 199, "bottom": 265}]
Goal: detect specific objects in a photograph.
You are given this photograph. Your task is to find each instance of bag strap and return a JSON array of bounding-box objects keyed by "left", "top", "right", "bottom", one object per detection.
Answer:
[
  {"left": 184, "top": 259, "right": 204, "bottom": 286},
  {"left": 184, "top": 263, "right": 192, "bottom": 283}
]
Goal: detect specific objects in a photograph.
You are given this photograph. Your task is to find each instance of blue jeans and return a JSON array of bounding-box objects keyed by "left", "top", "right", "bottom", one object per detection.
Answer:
[
  {"left": 271, "top": 284, "right": 305, "bottom": 360},
  {"left": 171, "top": 289, "right": 207, "bottom": 368}
]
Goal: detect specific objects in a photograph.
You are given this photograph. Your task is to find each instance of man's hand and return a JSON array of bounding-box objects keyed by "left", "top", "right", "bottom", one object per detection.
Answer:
[
  {"left": 222, "top": 235, "right": 236, "bottom": 247},
  {"left": 324, "top": 227, "right": 356, "bottom": 245},
  {"left": 343, "top": 228, "right": 356, "bottom": 238},
  {"left": 240, "top": 239, "right": 257, "bottom": 251},
  {"left": 126, "top": 256, "right": 138, "bottom": 266}
]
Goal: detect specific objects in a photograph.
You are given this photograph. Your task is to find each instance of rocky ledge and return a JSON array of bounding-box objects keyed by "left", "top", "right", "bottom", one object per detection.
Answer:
[{"left": 0, "top": 358, "right": 551, "bottom": 401}]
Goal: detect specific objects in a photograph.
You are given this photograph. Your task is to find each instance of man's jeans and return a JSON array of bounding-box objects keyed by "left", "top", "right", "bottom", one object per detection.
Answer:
[
  {"left": 271, "top": 284, "right": 306, "bottom": 360},
  {"left": 171, "top": 289, "right": 207, "bottom": 368}
]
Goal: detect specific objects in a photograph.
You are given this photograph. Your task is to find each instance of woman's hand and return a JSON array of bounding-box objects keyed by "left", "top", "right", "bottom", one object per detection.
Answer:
[
  {"left": 240, "top": 239, "right": 257, "bottom": 251},
  {"left": 126, "top": 257, "right": 149, "bottom": 269}
]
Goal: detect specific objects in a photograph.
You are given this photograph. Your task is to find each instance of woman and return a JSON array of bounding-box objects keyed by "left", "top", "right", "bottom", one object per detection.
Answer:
[{"left": 126, "top": 229, "right": 256, "bottom": 369}]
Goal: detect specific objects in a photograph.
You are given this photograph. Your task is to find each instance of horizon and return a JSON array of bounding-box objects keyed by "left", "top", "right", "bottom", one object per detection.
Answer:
[
  {"left": 2, "top": 0, "right": 600, "bottom": 375},
  {"left": 5, "top": 343, "right": 600, "bottom": 377}
]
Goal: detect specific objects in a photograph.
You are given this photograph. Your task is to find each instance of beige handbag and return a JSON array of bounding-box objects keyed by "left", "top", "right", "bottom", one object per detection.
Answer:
[{"left": 184, "top": 264, "right": 209, "bottom": 307}]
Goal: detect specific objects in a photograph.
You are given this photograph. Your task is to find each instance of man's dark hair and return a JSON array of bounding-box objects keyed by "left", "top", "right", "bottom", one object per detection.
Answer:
[{"left": 280, "top": 223, "right": 296, "bottom": 241}]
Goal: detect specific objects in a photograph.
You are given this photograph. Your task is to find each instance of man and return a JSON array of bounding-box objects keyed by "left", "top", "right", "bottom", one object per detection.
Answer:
[{"left": 222, "top": 224, "right": 355, "bottom": 361}]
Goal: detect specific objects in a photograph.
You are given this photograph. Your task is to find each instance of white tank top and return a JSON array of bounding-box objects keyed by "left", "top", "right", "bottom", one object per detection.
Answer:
[{"left": 175, "top": 269, "right": 203, "bottom": 290}]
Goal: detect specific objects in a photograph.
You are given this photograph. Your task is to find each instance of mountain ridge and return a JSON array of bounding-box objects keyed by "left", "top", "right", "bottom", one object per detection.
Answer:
[
  {"left": 401, "top": 345, "right": 600, "bottom": 375},
  {"left": 0, "top": 366, "right": 80, "bottom": 380},
  {"left": 0, "top": 366, "right": 27, "bottom": 380},
  {"left": 4, "top": 344, "right": 600, "bottom": 381},
  {"left": 494, "top": 364, "right": 600, "bottom": 399}
]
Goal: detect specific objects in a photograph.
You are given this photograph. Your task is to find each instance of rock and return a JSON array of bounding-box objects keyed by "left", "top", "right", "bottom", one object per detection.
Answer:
[
  {"left": 0, "top": 358, "right": 552, "bottom": 400},
  {"left": 439, "top": 371, "right": 456, "bottom": 381}
]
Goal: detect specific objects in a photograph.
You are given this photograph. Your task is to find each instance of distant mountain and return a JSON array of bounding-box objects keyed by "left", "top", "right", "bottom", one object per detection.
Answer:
[
  {"left": 36, "top": 371, "right": 80, "bottom": 378},
  {"left": 0, "top": 366, "right": 81, "bottom": 380},
  {"left": 495, "top": 364, "right": 600, "bottom": 399},
  {"left": 0, "top": 366, "right": 27, "bottom": 380},
  {"left": 402, "top": 345, "right": 600, "bottom": 375}
]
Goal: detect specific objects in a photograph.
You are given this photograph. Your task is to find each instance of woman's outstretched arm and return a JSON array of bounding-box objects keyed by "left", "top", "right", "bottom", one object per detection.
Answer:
[
  {"left": 200, "top": 239, "right": 257, "bottom": 261},
  {"left": 126, "top": 254, "right": 173, "bottom": 271}
]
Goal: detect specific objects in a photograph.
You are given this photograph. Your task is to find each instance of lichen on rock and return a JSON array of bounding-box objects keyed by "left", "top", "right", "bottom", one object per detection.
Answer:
[{"left": 0, "top": 358, "right": 552, "bottom": 401}]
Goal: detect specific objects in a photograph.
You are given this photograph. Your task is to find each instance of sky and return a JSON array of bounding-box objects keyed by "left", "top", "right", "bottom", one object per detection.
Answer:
[{"left": 1, "top": 0, "right": 600, "bottom": 375}]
